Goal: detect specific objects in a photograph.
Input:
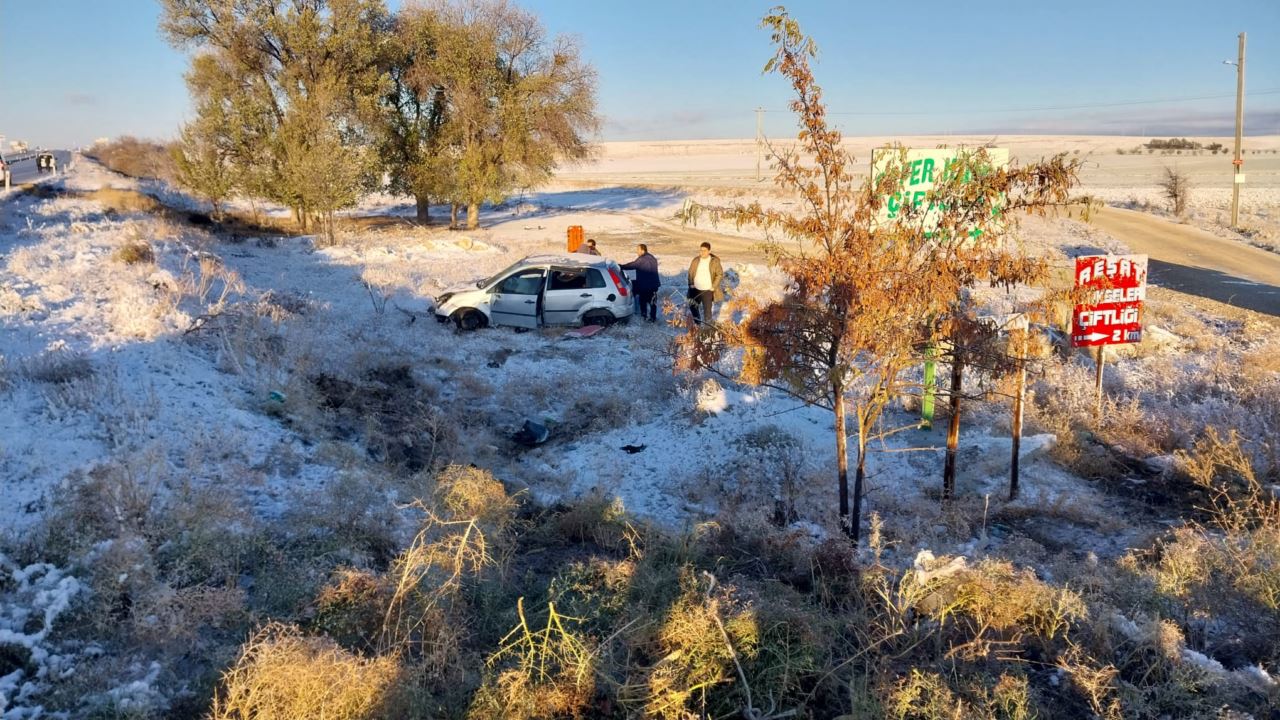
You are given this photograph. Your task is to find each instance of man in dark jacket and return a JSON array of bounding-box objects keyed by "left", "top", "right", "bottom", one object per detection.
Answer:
[
  {"left": 686, "top": 242, "right": 724, "bottom": 324},
  {"left": 620, "top": 243, "right": 660, "bottom": 321}
]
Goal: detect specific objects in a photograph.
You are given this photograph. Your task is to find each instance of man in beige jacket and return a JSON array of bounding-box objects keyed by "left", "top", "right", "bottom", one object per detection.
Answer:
[{"left": 686, "top": 242, "right": 724, "bottom": 324}]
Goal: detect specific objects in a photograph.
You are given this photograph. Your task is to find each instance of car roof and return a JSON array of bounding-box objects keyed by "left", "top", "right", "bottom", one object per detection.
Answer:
[{"left": 519, "top": 253, "right": 614, "bottom": 268}]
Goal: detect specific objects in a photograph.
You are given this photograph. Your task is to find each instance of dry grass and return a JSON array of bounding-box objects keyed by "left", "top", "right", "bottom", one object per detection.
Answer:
[
  {"left": 210, "top": 623, "right": 406, "bottom": 720},
  {"left": 20, "top": 348, "right": 94, "bottom": 384},
  {"left": 114, "top": 241, "right": 155, "bottom": 265},
  {"left": 87, "top": 187, "right": 162, "bottom": 215}
]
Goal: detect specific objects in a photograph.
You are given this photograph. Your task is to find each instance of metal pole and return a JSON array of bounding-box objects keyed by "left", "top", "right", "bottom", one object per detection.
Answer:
[
  {"left": 755, "top": 107, "right": 764, "bottom": 182},
  {"left": 1231, "top": 32, "right": 1246, "bottom": 230},
  {"left": 1094, "top": 346, "right": 1106, "bottom": 423}
]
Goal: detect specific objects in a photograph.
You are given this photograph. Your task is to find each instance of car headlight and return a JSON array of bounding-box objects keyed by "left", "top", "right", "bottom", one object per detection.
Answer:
[{"left": 435, "top": 292, "right": 454, "bottom": 307}]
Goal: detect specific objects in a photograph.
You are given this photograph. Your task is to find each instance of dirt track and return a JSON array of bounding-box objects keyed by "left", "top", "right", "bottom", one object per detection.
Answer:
[{"left": 1089, "top": 207, "right": 1280, "bottom": 317}]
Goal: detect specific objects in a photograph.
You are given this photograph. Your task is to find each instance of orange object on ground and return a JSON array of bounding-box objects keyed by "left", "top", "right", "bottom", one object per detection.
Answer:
[{"left": 567, "top": 225, "right": 584, "bottom": 253}]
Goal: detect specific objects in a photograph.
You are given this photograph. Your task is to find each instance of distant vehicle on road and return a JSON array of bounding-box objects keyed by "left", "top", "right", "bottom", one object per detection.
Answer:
[
  {"left": 435, "top": 254, "right": 634, "bottom": 330},
  {"left": 36, "top": 153, "right": 56, "bottom": 173}
]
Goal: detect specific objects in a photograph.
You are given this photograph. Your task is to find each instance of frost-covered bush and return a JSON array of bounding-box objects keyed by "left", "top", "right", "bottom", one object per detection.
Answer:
[
  {"left": 20, "top": 349, "right": 94, "bottom": 385},
  {"left": 113, "top": 241, "right": 155, "bottom": 265}
]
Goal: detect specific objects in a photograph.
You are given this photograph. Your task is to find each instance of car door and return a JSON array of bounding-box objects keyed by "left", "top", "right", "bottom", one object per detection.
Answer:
[
  {"left": 542, "top": 268, "right": 598, "bottom": 325},
  {"left": 489, "top": 267, "right": 545, "bottom": 328}
]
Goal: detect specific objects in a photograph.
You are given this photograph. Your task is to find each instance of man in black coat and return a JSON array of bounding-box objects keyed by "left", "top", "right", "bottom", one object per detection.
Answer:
[{"left": 620, "top": 243, "right": 660, "bottom": 322}]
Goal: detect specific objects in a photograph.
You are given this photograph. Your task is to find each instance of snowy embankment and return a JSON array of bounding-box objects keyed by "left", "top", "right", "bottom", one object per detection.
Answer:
[
  {"left": 4, "top": 159, "right": 1276, "bottom": 715},
  {"left": 0, "top": 161, "right": 1111, "bottom": 541}
]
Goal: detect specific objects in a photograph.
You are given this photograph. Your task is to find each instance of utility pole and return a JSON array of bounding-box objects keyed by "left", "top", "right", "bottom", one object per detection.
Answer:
[
  {"left": 752, "top": 107, "right": 762, "bottom": 183},
  {"left": 1230, "top": 32, "right": 1246, "bottom": 230}
]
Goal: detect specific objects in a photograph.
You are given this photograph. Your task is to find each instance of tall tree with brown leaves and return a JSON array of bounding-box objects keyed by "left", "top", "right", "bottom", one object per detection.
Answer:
[{"left": 681, "top": 7, "right": 1084, "bottom": 541}]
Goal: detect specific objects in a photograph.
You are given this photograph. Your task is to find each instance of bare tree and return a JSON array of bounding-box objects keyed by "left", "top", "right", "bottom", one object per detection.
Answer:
[{"left": 1161, "top": 166, "right": 1190, "bottom": 216}]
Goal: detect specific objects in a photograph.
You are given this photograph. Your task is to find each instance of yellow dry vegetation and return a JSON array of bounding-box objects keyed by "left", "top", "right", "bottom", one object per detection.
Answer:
[{"left": 210, "top": 623, "right": 405, "bottom": 720}]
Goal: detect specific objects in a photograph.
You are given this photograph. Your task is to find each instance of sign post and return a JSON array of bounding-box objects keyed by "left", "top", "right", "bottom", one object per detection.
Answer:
[
  {"left": 1071, "top": 254, "right": 1148, "bottom": 422},
  {"left": 920, "top": 345, "right": 936, "bottom": 429}
]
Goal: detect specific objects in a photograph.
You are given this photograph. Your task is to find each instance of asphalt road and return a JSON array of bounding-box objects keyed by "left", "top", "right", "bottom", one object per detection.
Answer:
[
  {"left": 4, "top": 150, "right": 72, "bottom": 186},
  {"left": 1090, "top": 206, "right": 1280, "bottom": 317}
]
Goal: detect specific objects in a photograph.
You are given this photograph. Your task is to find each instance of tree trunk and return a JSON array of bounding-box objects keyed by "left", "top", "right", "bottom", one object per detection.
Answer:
[
  {"left": 326, "top": 211, "right": 335, "bottom": 246},
  {"left": 943, "top": 359, "right": 963, "bottom": 501},
  {"left": 852, "top": 410, "right": 868, "bottom": 545},
  {"left": 833, "top": 384, "right": 850, "bottom": 536},
  {"left": 415, "top": 195, "right": 430, "bottom": 224},
  {"left": 450, "top": 203, "right": 460, "bottom": 229},
  {"left": 1009, "top": 353, "right": 1026, "bottom": 501},
  {"left": 466, "top": 202, "right": 480, "bottom": 230}
]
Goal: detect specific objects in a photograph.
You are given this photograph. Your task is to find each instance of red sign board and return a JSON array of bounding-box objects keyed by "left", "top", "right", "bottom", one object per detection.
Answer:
[{"left": 1071, "top": 254, "right": 1147, "bottom": 347}]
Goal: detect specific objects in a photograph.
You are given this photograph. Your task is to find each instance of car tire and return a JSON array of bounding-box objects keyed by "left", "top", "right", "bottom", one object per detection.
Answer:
[
  {"left": 453, "top": 309, "right": 485, "bottom": 331},
  {"left": 582, "top": 311, "right": 614, "bottom": 327}
]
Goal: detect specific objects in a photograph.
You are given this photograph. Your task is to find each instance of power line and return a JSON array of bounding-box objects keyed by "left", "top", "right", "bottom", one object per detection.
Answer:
[{"left": 757, "top": 87, "right": 1280, "bottom": 117}]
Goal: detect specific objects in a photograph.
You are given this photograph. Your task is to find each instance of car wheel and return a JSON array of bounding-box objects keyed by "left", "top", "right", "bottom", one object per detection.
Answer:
[
  {"left": 582, "top": 311, "right": 614, "bottom": 327},
  {"left": 454, "top": 309, "right": 484, "bottom": 331}
]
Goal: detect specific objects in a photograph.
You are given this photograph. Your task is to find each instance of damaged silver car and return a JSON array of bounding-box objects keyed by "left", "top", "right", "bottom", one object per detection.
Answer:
[{"left": 434, "top": 254, "right": 635, "bottom": 330}]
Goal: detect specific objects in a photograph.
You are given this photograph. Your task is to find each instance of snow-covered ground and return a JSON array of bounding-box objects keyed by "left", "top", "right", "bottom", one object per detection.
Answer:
[
  {"left": 0, "top": 159, "right": 1126, "bottom": 542},
  {"left": 2, "top": 156, "right": 1277, "bottom": 715}
]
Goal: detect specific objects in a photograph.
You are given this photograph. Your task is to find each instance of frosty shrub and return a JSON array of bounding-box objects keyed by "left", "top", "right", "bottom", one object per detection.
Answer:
[
  {"left": 283, "top": 470, "right": 401, "bottom": 568},
  {"left": 210, "top": 623, "right": 406, "bottom": 720},
  {"left": 313, "top": 568, "right": 391, "bottom": 655},
  {"left": 886, "top": 669, "right": 1034, "bottom": 720},
  {"left": 434, "top": 464, "right": 519, "bottom": 534},
  {"left": 113, "top": 241, "right": 155, "bottom": 265},
  {"left": 549, "top": 491, "right": 633, "bottom": 552},
  {"left": 21, "top": 348, "right": 94, "bottom": 384}
]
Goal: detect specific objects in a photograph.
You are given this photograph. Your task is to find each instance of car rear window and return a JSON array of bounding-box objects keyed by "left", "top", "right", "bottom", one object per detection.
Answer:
[{"left": 550, "top": 269, "right": 606, "bottom": 290}]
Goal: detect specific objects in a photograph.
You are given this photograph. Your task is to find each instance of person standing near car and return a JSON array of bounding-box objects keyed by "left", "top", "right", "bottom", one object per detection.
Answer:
[
  {"left": 582, "top": 238, "right": 601, "bottom": 255},
  {"left": 686, "top": 241, "right": 723, "bottom": 324},
  {"left": 620, "top": 243, "right": 660, "bottom": 322}
]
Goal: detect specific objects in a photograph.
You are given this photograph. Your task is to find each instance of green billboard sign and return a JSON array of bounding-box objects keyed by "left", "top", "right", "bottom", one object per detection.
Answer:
[{"left": 871, "top": 147, "right": 1009, "bottom": 230}]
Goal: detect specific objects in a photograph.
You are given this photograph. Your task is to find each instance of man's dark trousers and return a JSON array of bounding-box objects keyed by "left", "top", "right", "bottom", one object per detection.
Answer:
[
  {"left": 638, "top": 290, "right": 657, "bottom": 321},
  {"left": 689, "top": 290, "right": 714, "bottom": 324}
]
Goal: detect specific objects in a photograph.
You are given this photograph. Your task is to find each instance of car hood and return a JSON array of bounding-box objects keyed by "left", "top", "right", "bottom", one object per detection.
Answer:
[{"left": 439, "top": 280, "right": 486, "bottom": 296}]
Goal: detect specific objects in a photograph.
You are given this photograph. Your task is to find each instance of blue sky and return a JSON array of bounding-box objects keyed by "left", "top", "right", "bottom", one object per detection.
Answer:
[{"left": 1, "top": 0, "right": 1277, "bottom": 147}]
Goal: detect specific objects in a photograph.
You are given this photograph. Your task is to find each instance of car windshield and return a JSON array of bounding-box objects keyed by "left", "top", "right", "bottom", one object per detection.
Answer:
[{"left": 477, "top": 260, "right": 526, "bottom": 289}]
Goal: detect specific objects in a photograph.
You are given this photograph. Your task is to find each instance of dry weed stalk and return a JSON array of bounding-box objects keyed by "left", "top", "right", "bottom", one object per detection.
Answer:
[
  {"left": 379, "top": 511, "right": 491, "bottom": 656},
  {"left": 380, "top": 467, "right": 517, "bottom": 658},
  {"left": 467, "top": 596, "right": 607, "bottom": 720}
]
